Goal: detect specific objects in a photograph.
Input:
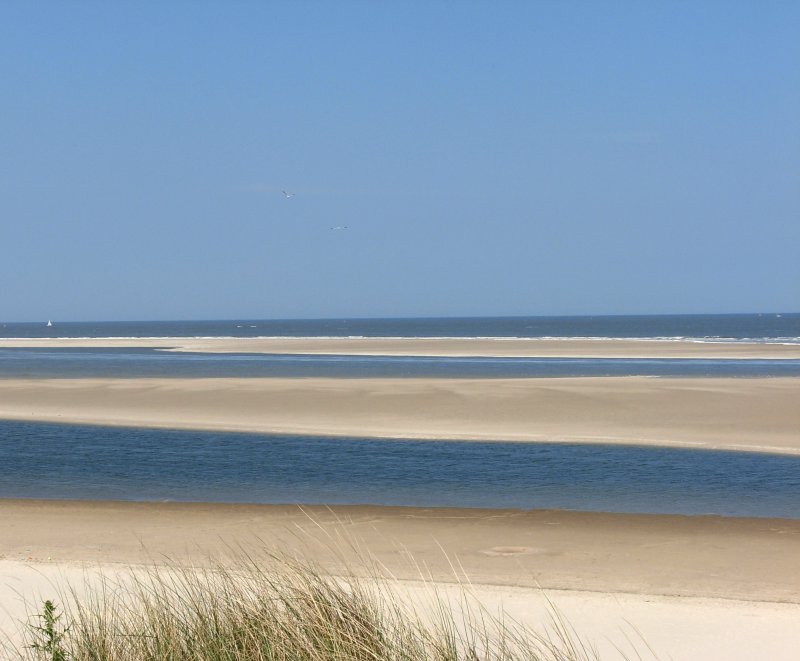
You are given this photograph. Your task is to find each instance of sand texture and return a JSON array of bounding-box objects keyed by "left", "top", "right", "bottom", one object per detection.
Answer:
[
  {"left": 2, "top": 501, "right": 800, "bottom": 660},
  {"left": 0, "top": 376, "right": 797, "bottom": 454},
  {"left": 2, "top": 500, "right": 798, "bottom": 601}
]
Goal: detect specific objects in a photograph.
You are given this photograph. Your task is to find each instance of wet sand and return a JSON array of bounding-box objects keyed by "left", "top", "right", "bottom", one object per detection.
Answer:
[
  {"left": 2, "top": 500, "right": 798, "bottom": 601},
  {"left": 0, "top": 376, "right": 797, "bottom": 454},
  {"left": 2, "top": 336, "right": 800, "bottom": 358}
]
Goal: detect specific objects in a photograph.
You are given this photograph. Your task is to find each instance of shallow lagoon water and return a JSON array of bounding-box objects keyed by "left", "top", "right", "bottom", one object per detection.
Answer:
[
  {"left": 1, "top": 348, "right": 799, "bottom": 379},
  {"left": 2, "top": 421, "right": 799, "bottom": 518}
]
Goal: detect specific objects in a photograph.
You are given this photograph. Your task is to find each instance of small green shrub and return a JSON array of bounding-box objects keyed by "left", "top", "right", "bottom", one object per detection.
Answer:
[{"left": 27, "top": 600, "right": 68, "bottom": 661}]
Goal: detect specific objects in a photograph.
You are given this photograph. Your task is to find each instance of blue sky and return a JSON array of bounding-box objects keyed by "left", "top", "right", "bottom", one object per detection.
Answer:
[{"left": 1, "top": 2, "right": 798, "bottom": 321}]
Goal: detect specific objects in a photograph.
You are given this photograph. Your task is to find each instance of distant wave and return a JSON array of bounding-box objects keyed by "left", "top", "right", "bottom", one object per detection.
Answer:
[{"left": 3, "top": 335, "right": 800, "bottom": 344}]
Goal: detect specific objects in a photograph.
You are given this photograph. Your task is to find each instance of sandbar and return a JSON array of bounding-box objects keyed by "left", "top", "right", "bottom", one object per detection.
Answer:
[
  {"left": 0, "top": 376, "right": 797, "bottom": 454},
  {"left": 2, "top": 336, "right": 799, "bottom": 358}
]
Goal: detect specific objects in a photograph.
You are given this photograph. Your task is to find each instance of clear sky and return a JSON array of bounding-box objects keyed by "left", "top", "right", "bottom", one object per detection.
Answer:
[{"left": 1, "top": 2, "right": 798, "bottom": 321}]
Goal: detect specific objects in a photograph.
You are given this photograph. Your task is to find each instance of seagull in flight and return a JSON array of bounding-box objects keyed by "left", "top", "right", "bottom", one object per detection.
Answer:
[
  {"left": 330, "top": 225, "right": 349, "bottom": 231},
  {"left": 282, "top": 190, "right": 295, "bottom": 198}
]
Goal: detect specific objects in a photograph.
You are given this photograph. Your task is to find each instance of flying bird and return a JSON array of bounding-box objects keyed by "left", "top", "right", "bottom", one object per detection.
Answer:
[
  {"left": 330, "top": 225, "right": 349, "bottom": 231},
  {"left": 282, "top": 190, "right": 295, "bottom": 198}
]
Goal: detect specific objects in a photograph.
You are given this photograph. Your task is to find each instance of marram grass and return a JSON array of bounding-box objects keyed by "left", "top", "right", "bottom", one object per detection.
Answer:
[{"left": 12, "top": 550, "right": 652, "bottom": 661}]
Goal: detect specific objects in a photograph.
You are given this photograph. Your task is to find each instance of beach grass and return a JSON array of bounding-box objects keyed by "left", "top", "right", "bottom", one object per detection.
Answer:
[{"left": 11, "top": 550, "right": 618, "bottom": 661}]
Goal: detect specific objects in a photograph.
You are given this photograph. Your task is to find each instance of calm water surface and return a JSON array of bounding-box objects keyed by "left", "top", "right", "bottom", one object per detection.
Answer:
[
  {"left": 2, "top": 422, "right": 799, "bottom": 518},
  {"left": 2, "top": 314, "right": 797, "bottom": 518},
  {"left": 1, "top": 348, "right": 799, "bottom": 378}
]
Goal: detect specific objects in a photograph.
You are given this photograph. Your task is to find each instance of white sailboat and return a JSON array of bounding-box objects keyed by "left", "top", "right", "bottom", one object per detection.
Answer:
[{"left": 47, "top": 320, "right": 53, "bottom": 327}]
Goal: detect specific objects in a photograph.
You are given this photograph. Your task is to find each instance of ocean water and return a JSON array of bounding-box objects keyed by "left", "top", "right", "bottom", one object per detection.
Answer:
[
  {"left": 1, "top": 348, "right": 799, "bottom": 379},
  {"left": 2, "top": 313, "right": 799, "bottom": 342},
  {"left": 1, "top": 422, "right": 798, "bottom": 518}
]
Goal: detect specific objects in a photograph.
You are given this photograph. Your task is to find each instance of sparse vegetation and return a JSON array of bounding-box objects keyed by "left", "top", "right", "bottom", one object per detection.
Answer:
[
  {"left": 12, "top": 552, "right": 610, "bottom": 661},
  {"left": 26, "top": 600, "right": 68, "bottom": 661}
]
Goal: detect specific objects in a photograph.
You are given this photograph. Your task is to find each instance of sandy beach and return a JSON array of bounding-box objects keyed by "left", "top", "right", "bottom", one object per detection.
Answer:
[
  {"left": 2, "top": 336, "right": 800, "bottom": 358},
  {"left": 5, "top": 0, "right": 798, "bottom": 655},
  {"left": 0, "top": 376, "right": 797, "bottom": 454},
  {"left": 2, "top": 501, "right": 799, "bottom": 659},
  {"left": 2, "top": 340, "right": 798, "bottom": 658}
]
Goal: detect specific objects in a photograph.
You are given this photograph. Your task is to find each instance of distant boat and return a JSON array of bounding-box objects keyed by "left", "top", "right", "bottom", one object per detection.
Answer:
[{"left": 47, "top": 320, "right": 53, "bottom": 327}]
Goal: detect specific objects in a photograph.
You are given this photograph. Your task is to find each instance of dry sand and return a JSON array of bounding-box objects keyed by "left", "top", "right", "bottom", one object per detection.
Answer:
[
  {"left": 2, "top": 336, "right": 800, "bottom": 358},
  {"left": 2, "top": 501, "right": 799, "bottom": 660},
  {"left": 0, "top": 376, "right": 797, "bottom": 454},
  {"left": 3, "top": 561, "right": 799, "bottom": 661}
]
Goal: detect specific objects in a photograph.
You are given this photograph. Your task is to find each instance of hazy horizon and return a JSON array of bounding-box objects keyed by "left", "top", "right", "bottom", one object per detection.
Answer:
[{"left": 3, "top": 310, "right": 799, "bottom": 326}]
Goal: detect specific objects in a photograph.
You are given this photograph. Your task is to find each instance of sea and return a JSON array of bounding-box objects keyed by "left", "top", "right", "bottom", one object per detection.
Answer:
[
  {"left": 2, "top": 312, "right": 800, "bottom": 341},
  {"left": 1, "top": 313, "right": 798, "bottom": 518}
]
